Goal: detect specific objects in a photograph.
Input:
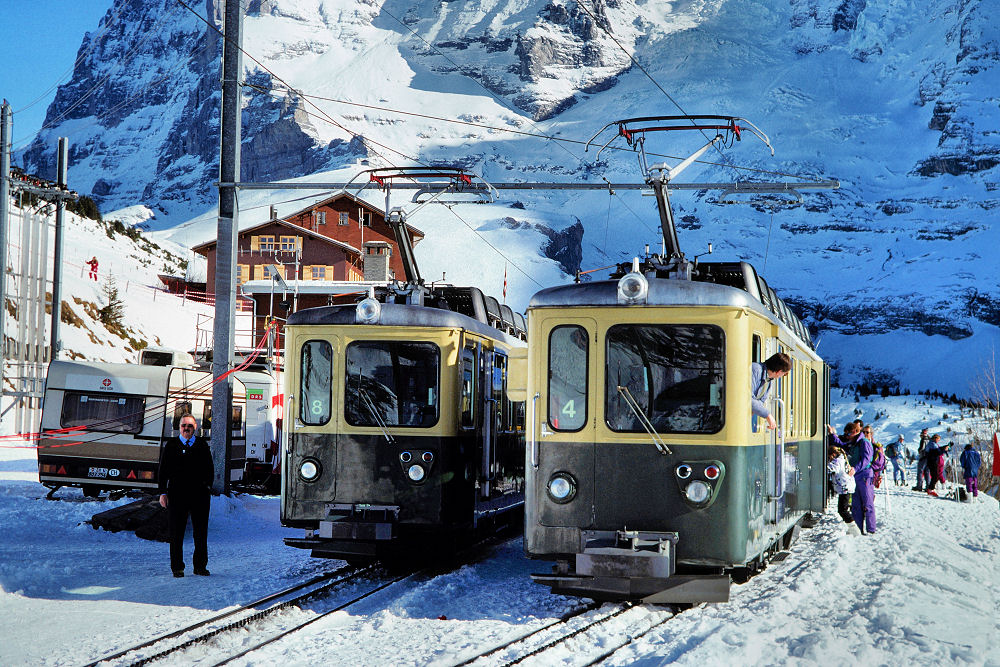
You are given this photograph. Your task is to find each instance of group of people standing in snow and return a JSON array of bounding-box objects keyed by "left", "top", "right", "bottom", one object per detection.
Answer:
[
  {"left": 827, "top": 421, "right": 986, "bottom": 536},
  {"left": 826, "top": 421, "right": 883, "bottom": 534}
]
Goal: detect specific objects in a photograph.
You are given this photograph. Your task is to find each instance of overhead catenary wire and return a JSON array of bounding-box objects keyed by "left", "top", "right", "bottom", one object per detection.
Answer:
[{"left": 572, "top": 0, "right": 741, "bottom": 177}]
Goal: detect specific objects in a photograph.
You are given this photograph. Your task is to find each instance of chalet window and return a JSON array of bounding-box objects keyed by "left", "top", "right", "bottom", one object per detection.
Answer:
[
  {"left": 279, "top": 236, "right": 298, "bottom": 252},
  {"left": 258, "top": 235, "right": 275, "bottom": 252},
  {"left": 360, "top": 210, "right": 372, "bottom": 227},
  {"left": 236, "top": 264, "right": 249, "bottom": 284},
  {"left": 311, "top": 266, "right": 326, "bottom": 280},
  {"left": 339, "top": 212, "right": 349, "bottom": 226},
  {"left": 312, "top": 211, "right": 326, "bottom": 230}
]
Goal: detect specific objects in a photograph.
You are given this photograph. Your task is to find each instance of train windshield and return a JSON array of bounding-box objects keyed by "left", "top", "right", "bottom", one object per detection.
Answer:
[
  {"left": 344, "top": 341, "right": 439, "bottom": 427},
  {"left": 60, "top": 392, "right": 146, "bottom": 434},
  {"left": 605, "top": 324, "right": 725, "bottom": 434}
]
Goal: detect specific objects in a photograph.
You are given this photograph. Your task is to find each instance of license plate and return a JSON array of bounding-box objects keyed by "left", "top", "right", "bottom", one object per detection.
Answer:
[{"left": 87, "top": 467, "right": 109, "bottom": 478}]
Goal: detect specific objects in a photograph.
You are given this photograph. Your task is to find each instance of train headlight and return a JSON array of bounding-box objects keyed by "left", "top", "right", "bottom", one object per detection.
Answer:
[
  {"left": 422, "top": 451, "right": 434, "bottom": 463},
  {"left": 547, "top": 473, "right": 577, "bottom": 504},
  {"left": 299, "top": 459, "right": 321, "bottom": 482},
  {"left": 675, "top": 464, "right": 692, "bottom": 479},
  {"left": 617, "top": 272, "right": 648, "bottom": 304},
  {"left": 684, "top": 480, "right": 711, "bottom": 504},
  {"left": 705, "top": 464, "right": 721, "bottom": 480},
  {"left": 407, "top": 464, "right": 426, "bottom": 482},
  {"left": 399, "top": 451, "right": 412, "bottom": 463},
  {"left": 355, "top": 298, "right": 382, "bottom": 325}
]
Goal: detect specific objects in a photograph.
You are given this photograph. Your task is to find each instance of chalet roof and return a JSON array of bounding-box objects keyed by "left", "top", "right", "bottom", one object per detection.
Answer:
[
  {"left": 191, "top": 217, "right": 361, "bottom": 256},
  {"left": 290, "top": 191, "right": 424, "bottom": 239}
]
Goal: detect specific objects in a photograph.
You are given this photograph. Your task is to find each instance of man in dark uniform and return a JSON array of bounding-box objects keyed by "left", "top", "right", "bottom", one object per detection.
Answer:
[{"left": 158, "top": 414, "right": 214, "bottom": 577}]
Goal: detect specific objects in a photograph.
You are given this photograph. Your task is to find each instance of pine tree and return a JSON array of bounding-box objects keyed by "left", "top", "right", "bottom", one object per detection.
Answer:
[{"left": 99, "top": 275, "right": 125, "bottom": 327}]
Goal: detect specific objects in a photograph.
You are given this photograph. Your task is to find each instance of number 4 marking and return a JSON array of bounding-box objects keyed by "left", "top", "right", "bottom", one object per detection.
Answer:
[{"left": 561, "top": 400, "right": 576, "bottom": 419}]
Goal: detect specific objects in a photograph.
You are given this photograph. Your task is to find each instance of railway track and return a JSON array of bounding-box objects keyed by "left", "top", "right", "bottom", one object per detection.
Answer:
[
  {"left": 85, "top": 532, "right": 523, "bottom": 667},
  {"left": 452, "top": 602, "right": 675, "bottom": 667},
  {"left": 454, "top": 549, "right": 813, "bottom": 667},
  {"left": 81, "top": 563, "right": 395, "bottom": 667}
]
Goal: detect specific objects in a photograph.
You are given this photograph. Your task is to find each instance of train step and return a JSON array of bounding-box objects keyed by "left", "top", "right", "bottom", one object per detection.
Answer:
[{"left": 88, "top": 496, "right": 170, "bottom": 543}]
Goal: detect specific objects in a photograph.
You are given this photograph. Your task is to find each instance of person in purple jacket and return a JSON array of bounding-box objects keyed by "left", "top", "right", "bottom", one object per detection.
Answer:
[{"left": 827, "top": 422, "right": 876, "bottom": 534}]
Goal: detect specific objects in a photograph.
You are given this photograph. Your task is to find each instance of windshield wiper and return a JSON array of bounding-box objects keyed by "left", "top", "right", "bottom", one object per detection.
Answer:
[
  {"left": 616, "top": 385, "right": 671, "bottom": 455},
  {"left": 358, "top": 380, "right": 395, "bottom": 444}
]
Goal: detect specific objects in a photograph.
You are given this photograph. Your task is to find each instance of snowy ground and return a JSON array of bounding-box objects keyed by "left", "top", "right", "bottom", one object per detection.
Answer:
[{"left": 0, "top": 394, "right": 998, "bottom": 666}]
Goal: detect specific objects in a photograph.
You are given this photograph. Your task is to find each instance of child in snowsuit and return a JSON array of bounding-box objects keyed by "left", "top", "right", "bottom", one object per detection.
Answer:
[
  {"left": 828, "top": 423, "right": 875, "bottom": 534},
  {"left": 827, "top": 446, "right": 856, "bottom": 524},
  {"left": 960, "top": 444, "right": 982, "bottom": 498}
]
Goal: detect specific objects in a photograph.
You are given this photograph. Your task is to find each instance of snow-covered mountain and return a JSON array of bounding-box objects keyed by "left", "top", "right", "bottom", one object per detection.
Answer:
[{"left": 16, "top": 0, "right": 1000, "bottom": 395}]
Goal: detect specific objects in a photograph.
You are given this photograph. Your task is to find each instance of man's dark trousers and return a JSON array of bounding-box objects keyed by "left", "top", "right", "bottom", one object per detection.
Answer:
[{"left": 168, "top": 489, "right": 210, "bottom": 572}]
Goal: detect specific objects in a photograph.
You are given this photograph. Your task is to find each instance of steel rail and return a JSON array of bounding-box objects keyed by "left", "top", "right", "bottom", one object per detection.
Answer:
[{"left": 79, "top": 565, "right": 361, "bottom": 666}]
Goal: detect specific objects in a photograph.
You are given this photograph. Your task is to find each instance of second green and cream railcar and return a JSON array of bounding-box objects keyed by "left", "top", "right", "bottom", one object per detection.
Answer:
[{"left": 516, "top": 260, "right": 830, "bottom": 603}]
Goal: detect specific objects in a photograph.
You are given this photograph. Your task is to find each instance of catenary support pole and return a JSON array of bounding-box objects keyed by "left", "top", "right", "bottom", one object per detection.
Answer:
[
  {"left": 0, "top": 101, "right": 11, "bottom": 393},
  {"left": 211, "top": 0, "right": 243, "bottom": 495},
  {"left": 49, "top": 139, "right": 68, "bottom": 361}
]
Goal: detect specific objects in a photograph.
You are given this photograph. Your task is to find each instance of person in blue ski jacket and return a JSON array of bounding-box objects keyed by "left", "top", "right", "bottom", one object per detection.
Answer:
[
  {"left": 887, "top": 435, "right": 906, "bottom": 485},
  {"left": 828, "top": 422, "right": 875, "bottom": 534},
  {"left": 959, "top": 444, "right": 982, "bottom": 498}
]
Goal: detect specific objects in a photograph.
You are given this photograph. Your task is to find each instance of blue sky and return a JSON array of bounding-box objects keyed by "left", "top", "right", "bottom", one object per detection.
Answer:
[{"left": 0, "top": 1, "right": 111, "bottom": 153}]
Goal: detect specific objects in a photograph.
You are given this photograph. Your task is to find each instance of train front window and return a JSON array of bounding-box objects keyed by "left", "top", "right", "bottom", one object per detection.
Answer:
[
  {"left": 345, "top": 342, "right": 439, "bottom": 428},
  {"left": 61, "top": 392, "right": 145, "bottom": 434},
  {"left": 300, "top": 340, "right": 333, "bottom": 425},
  {"left": 548, "top": 325, "right": 588, "bottom": 431},
  {"left": 605, "top": 324, "right": 725, "bottom": 434}
]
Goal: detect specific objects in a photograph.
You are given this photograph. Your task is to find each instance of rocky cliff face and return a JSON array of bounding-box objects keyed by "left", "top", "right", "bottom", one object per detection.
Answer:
[{"left": 16, "top": 0, "right": 1000, "bottom": 391}]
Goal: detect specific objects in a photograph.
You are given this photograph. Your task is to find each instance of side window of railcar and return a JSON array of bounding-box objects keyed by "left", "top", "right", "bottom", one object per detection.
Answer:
[
  {"left": 345, "top": 341, "right": 439, "bottom": 428},
  {"left": 61, "top": 392, "right": 146, "bottom": 434},
  {"left": 300, "top": 340, "right": 333, "bottom": 426},
  {"left": 810, "top": 369, "right": 818, "bottom": 436},
  {"left": 751, "top": 335, "right": 762, "bottom": 433},
  {"left": 605, "top": 324, "right": 724, "bottom": 434},
  {"left": 548, "top": 325, "right": 588, "bottom": 431},
  {"left": 495, "top": 353, "right": 510, "bottom": 432},
  {"left": 461, "top": 352, "right": 476, "bottom": 428}
]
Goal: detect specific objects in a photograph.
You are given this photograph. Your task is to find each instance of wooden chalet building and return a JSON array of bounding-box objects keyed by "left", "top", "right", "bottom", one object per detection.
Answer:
[{"left": 191, "top": 192, "right": 424, "bottom": 351}]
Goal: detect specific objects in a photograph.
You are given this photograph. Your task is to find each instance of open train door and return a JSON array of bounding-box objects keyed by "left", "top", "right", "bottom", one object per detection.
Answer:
[{"left": 764, "top": 343, "right": 787, "bottom": 526}]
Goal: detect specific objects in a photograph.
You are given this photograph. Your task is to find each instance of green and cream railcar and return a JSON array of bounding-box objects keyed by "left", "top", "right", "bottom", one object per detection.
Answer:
[
  {"left": 280, "top": 287, "right": 527, "bottom": 562},
  {"left": 514, "top": 261, "right": 830, "bottom": 603}
]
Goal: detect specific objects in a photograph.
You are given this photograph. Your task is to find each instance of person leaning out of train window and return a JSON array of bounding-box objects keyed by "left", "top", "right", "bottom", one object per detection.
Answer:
[
  {"left": 750, "top": 352, "right": 791, "bottom": 430},
  {"left": 827, "top": 446, "right": 855, "bottom": 525},
  {"left": 826, "top": 422, "right": 876, "bottom": 534},
  {"left": 158, "top": 414, "right": 214, "bottom": 577}
]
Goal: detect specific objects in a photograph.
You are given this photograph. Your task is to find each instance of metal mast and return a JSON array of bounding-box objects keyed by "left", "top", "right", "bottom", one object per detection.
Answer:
[{"left": 211, "top": 0, "right": 243, "bottom": 495}]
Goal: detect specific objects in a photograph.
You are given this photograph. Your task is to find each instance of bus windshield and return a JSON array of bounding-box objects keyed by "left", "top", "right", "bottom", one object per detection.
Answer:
[
  {"left": 61, "top": 392, "right": 146, "bottom": 434},
  {"left": 344, "top": 341, "right": 439, "bottom": 427},
  {"left": 605, "top": 324, "right": 725, "bottom": 434}
]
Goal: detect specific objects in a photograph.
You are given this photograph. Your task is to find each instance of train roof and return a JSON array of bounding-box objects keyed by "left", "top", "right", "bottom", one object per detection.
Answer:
[
  {"left": 286, "top": 302, "right": 525, "bottom": 347},
  {"left": 529, "top": 260, "right": 816, "bottom": 352}
]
